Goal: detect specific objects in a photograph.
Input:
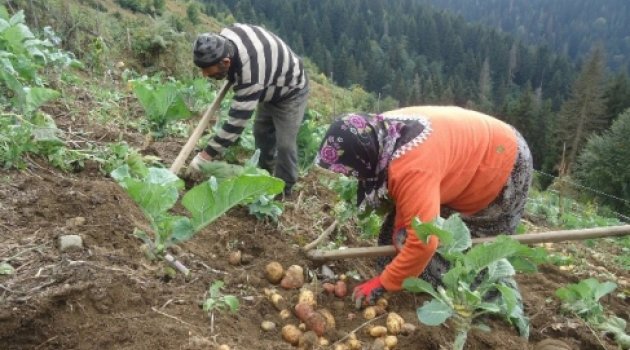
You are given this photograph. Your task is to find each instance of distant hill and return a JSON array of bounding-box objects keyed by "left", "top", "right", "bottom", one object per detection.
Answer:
[
  {"left": 202, "top": 0, "right": 576, "bottom": 110},
  {"left": 417, "top": 0, "right": 630, "bottom": 70}
]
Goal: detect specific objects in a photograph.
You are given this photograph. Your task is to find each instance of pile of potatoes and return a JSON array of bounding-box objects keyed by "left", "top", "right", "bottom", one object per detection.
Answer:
[{"left": 261, "top": 261, "right": 416, "bottom": 349}]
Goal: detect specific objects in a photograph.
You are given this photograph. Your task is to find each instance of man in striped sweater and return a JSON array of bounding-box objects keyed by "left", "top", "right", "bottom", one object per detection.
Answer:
[{"left": 188, "top": 23, "right": 309, "bottom": 197}]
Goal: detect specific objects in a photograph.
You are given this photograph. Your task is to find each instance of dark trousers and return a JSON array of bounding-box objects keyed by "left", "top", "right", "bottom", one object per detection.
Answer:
[{"left": 253, "top": 87, "right": 309, "bottom": 192}]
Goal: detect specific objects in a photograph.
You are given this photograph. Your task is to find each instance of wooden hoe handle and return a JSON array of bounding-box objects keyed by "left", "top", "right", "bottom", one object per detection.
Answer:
[
  {"left": 169, "top": 80, "right": 232, "bottom": 174},
  {"left": 305, "top": 224, "right": 630, "bottom": 262}
]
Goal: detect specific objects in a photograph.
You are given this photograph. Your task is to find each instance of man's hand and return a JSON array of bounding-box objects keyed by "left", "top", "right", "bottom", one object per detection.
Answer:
[
  {"left": 352, "top": 275, "right": 385, "bottom": 309},
  {"left": 186, "top": 151, "right": 213, "bottom": 177}
]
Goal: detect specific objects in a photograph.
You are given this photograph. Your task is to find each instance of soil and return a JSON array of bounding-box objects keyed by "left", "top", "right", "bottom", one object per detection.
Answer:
[{"left": 1, "top": 102, "right": 628, "bottom": 350}]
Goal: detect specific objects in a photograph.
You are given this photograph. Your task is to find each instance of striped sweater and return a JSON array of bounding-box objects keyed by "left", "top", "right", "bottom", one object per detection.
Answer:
[{"left": 206, "top": 23, "right": 308, "bottom": 156}]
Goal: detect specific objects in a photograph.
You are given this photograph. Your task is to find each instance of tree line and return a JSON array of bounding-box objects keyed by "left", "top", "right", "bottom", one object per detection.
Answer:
[
  {"left": 201, "top": 0, "right": 630, "bottom": 214},
  {"left": 417, "top": 0, "right": 630, "bottom": 71}
]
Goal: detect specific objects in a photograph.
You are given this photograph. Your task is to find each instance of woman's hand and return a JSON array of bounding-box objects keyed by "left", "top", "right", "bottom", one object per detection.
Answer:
[{"left": 352, "top": 275, "right": 385, "bottom": 309}]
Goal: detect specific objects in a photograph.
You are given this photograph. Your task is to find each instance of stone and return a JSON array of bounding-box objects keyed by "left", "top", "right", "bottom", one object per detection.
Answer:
[{"left": 58, "top": 235, "right": 83, "bottom": 252}]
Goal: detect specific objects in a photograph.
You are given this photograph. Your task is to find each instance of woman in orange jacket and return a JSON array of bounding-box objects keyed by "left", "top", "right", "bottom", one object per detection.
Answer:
[{"left": 316, "top": 106, "right": 533, "bottom": 306}]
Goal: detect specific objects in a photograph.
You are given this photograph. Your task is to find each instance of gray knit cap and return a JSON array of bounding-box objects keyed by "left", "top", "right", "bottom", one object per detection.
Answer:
[{"left": 193, "top": 33, "right": 228, "bottom": 68}]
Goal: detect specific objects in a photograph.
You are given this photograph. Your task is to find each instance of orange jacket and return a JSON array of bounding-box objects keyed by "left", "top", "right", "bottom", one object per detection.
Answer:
[{"left": 379, "top": 106, "right": 518, "bottom": 291}]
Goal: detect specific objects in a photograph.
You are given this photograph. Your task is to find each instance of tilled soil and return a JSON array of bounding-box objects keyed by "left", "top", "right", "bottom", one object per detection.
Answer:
[{"left": 0, "top": 102, "right": 628, "bottom": 350}]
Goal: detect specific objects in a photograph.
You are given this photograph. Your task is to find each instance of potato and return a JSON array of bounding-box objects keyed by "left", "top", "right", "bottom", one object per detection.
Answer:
[
  {"left": 282, "top": 324, "right": 302, "bottom": 345},
  {"left": 264, "top": 261, "right": 284, "bottom": 284},
  {"left": 322, "top": 282, "right": 336, "bottom": 294},
  {"left": 227, "top": 250, "right": 241, "bottom": 265},
  {"left": 376, "top": 297, "right": 389, "bottom": 309},
  {"left": 264, "top": 288, "right": 286, "bottom": 310},
  {"left": 263, "top": 287, "right": 274, "bottom": 296},
  {"left": 261, "top": 320, "right": 276, "bottom": 332},
  {"left": 295, "top": 302, "right": 314, "bottom": 320},
  {"left": 333, "top": 344, "right": 349, "bottom": 350},
  {"left": 363, "top": 305, "right": 386, "bottom": 320},
  {"left": 317, "top": 308, "right": 336, "bottom": 330},
  {"left": 279, "top": 309, "right": 292, "bottom": 319},
  {"left": 384, "top": 335, "right": 398, "bottom": 349},
  {"left": 298, "top": 331, "right": 318, "bottom": 349},
  {"left": 294, "top": 302, "right": 327, "bottom": 336},
  {"left": 298, "top": 288, "right": 316, "bottom": 307},
  {"left": 363, "top": 307, "right": 377, "bottom": 320},
  {"left": 217, "top": 345, "right": 230, "bottom": 350},
  {"left": 367, "top": 325, "right": 388, "bottom": 338},
  {"left": 371, "top": 338, "right": 387, "bottom": 350},
  {"left": 334, "top": 281, "right": 347, "bottom": 298},
  {"left": 271, "top": 293, "right": 286, "bottom": 310},
  {"left": 386, "top": 312, "right": 405, "bottom": 335},
  {"left": 318, "top": 337, "right": 330, "bottom": 346},
  {"left": 400, "top": 323, "right": 417, "bottom": 336},
  {"left": 280, "top": 265, "right": 304, "bottom": 289},
  {"left": 347, "top": 338, "right": 362, "bottom": 350}
]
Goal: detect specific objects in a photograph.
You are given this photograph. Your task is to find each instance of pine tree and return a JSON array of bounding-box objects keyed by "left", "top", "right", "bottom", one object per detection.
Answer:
[
  {"left": 602, "top": 70, "right": 630, "bottom": 128},
  {"left": 574, "top": 109, "right": 630, "bottom": 213},
  {"left": 478, "top": 56, "right": 493, "bottom": 112},
  {"left": 551, "top": 46, "right": 607, "bottom": 174}
]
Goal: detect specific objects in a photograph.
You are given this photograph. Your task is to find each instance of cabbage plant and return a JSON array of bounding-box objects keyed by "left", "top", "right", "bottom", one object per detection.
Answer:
[
  {"left": 403, "top": 215, "right": 546, "bottom": 350},
  {"left": 111, "top": 152, "right": 284, "bottom": 274}
]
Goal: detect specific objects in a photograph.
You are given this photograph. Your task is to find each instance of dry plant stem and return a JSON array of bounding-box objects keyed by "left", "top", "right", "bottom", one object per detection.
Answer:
[
  {"left": 301, "top": 219, "right": 338, "bottom": 252},
  {"left": 331, "top": 313, "right": 387, "bottom": 347},
  {"left": 295, "top": 190, "right": 304, "bottom": 209},
  {"left": 143, "top": 239, "right": 191, "bottom": 276},
  {"left": 35, "top": 336, "right": 58, "bottom": 350},
  {"left": 3, "top": 244, "right": 48, "bottom": 261},
  {"left": 151, "top": 306, "right": 200, "bottom": 330},
  {"left": 164, "top": 253, "right": 190, "bottom": 276},
  {"left": 573, "top": 312, "right": 609, "bottom": 350}
]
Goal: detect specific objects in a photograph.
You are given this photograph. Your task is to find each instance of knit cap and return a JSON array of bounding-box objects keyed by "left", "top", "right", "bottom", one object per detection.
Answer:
[{"left": 193, "top": 33, "right": 228, "bottom": 68}]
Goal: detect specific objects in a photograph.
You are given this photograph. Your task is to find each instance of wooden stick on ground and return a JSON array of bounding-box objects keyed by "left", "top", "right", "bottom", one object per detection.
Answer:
[
  {"left": 305, "top": 224, "right": 630, "bottom": 262},
  {"left": 301, "top": 220, "right": 338, "bottom": 252}
]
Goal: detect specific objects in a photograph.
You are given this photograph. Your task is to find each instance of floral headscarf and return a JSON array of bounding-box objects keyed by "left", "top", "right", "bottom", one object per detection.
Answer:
[{"left": 316, "top": 113, "right": 426, "bottom": 211}]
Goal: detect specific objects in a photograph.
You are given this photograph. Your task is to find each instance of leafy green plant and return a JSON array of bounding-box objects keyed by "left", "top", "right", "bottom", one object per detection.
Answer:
[
  {"left": 202, "top": 280, "right": 240, "bottom": 314},
  {"left": 203, "top": 280, "right": 239, "bottom": 333},
  {"left": 111, "top": 152, "right": 284, "bottom": 268},
  {"left": 526, "top": 188, "right": 621, "bottom": 229},
  {"left": 403, "top": 215, "right": 547, "bottom": 350},
  {"left": 614, "top": 236, "right": 630, "bottom": 270},
  {"left": 0, "top": 7, "right": 88, "bottom": 171},
  {"left": 599, "top": 316, "right": 630, "bottom": 349},
  {"left": 94, "top": 141, "right": 162, "bottom": 176},
  {"left": 297, "top": 109, "right": 327, "bottom": 173},
  {"left": 200, "top": 151, "right": 284, "bottom": 222},
  {"left": 182, "top": 78, "right": 224, "bottom": 113},
  {"left": 0, "top": 261, "right": 14, "bottom": 275},
  {"left": 0, "top": 7, "right": 78, "bottom": 115},
  {"left": 556, "top": 278, "right": 629, "bottom": 348},
  {"left": 555, "top": 278, "right": 616, "bottom": 323},
  {"left": 130, "top": 77, "right": 192, "bottom": 137},
  {"left": 0, "top": 114, "right": 36, "bottom": 169},
  {"left": 248, "top": 195, "right": 284, "bottom": 222},
  {"left": 0, "top": 112, "right": 92, "bottom": 171},
  {"left": 323, "top": 174, "right": 383, "bottom": 239}
]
